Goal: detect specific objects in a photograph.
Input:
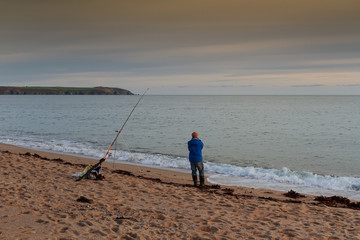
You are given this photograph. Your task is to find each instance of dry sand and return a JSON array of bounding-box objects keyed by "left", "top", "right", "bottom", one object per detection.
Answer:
[{"left": 1, "top": 143, "right": 359, "bottom": 239}]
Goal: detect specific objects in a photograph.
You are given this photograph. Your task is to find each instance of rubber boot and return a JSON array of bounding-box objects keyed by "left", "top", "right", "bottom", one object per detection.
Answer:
[
  {"left": 192, "top": 175, "right": 198, "bottom": 186},
  {"left": 200, "top": 176, "right": 205, "bottom": 187}
]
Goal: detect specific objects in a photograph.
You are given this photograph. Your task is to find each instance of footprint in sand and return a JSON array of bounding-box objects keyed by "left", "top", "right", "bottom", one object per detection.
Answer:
[
  {"left": 90, "top": 228, "right": 107, "bottom": 237},
  {"left": 36, "top": 219, "right": 49, "bottom": 224},
  {"left": 150, "top": 214, "right": 166, "bottom": 220},
  {"left": 60, "top": 227, "right": 69, "bottom": 233},
  {"left": 111, "top": 225, "right": 119, "bottom": 233},
  {"left": 199, "top": 226, "right": 219, "bottom": 233},
  {"left": 76, "top": 221, "right": 86, "bottom": 227}
]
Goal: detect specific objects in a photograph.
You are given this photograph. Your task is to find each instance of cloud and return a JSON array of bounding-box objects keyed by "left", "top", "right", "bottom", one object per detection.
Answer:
[
  {"left": 337, "top": 84, "right": 360, "bottom": 87},
  {"left": 308, "top": 58, "right": 360, "bottom": 67},
  {"left": 1, "top": 1, "right": 360, "bottom": 94},
  {"left": 291, "top": 84, "right": 325, "bottom": 88}
]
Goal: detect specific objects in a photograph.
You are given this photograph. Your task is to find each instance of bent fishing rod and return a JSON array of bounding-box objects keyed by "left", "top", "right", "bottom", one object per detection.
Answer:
[
  {"left": 103, "top": 88, "right": 149, "bottom": 160},
  {"left": 76, "top": 88, "right": 149, "bottom": 182}
]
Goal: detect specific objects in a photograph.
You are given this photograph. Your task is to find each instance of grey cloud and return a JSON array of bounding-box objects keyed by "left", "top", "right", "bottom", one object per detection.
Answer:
[
  {"left": 1, "top": 1, "right": 360, "bottom": 94},
  {"left": 337, "top": 84, "right": 360, "bottom": 87},
  {"left": 291, "top": 84, "right": 325, "bottom": 88}
]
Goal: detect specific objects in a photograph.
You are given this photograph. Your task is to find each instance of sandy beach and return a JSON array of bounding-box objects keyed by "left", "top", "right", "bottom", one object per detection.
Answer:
[{"left": 1, "top": 143, "right": 359, "bottom": 239}]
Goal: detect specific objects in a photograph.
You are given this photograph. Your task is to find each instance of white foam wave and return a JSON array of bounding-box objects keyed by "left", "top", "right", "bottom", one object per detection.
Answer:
[
  {"left": 205, "top": 162, "right": 360, "bottom": 192},
  {"left": 1, "top": 136, "right": 359, "bottom": 200}
]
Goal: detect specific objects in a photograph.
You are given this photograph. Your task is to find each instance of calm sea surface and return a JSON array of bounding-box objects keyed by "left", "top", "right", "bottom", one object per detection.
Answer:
[{"left": 1, "top": 95, "right": 359, "bottom": 200}]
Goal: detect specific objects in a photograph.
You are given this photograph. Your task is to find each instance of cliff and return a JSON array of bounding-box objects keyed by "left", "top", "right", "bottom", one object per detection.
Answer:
[{"left": 0, "top": 86, "right": 134, "bottom": 95}]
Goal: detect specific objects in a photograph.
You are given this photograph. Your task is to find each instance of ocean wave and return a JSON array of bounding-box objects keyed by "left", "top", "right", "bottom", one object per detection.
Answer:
[
  {"left": 204, "top": 162, "right": 360, "bottom": 193},
  {"left": 1, "top": 136, "right": 360, "bottom": 197}
]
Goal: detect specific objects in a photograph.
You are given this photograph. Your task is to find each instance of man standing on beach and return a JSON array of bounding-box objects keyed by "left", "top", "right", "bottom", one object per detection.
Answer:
[{"left": 188, "top": 132, "right": 205, "bottom": 187}]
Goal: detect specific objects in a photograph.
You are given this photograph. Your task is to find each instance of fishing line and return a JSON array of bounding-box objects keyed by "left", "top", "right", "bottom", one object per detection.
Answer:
[
  {"left": 111, "top": 131, "right": 136, "bottom": 169},
  {"left": 76, "top": 88, "right": 149, "bottom": 181},
  {"left": 119, "top": 134, "right": 135, "bottom": 161},
  {"left": 112, "top": 131, "right": 118, "bottom": 170},
  {"left": 119, "top": 134, "right": 143, "bottom": 173},
  {"left": 103, "top": 88, "right": 149, "bottom": 161}
]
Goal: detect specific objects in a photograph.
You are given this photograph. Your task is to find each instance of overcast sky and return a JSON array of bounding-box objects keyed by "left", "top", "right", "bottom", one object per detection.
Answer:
[{"left": 1, "top": 0, "right": 359, "bottom": 95}]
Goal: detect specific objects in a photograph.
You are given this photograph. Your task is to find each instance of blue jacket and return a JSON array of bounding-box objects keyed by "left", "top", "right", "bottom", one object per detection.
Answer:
[{"left": 188, "top": 138, "right": 204, "bottom": 163}]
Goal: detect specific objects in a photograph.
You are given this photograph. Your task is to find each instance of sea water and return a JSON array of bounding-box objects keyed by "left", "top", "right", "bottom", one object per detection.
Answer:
[{"left": 1, "top": 95, "right": 359, "bottom": 200}]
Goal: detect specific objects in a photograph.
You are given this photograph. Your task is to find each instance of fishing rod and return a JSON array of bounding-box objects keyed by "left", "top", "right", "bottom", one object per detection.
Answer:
[
  {"left": 76, "top": 88, "right": 149, "bottom": 181},
  {"left": 103, "top": 88, "right": 149, "bottom": 160}
]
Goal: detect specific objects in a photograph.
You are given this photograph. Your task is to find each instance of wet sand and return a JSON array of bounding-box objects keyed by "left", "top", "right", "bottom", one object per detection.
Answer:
[{"left": 1, "top": 143, "right": 359, "bottom": 239}]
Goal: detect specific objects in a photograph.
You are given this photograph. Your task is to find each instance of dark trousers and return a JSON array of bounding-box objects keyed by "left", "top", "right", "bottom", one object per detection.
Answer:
[{"left": 191, "top": 161, "right": 204, "bottom": 177}]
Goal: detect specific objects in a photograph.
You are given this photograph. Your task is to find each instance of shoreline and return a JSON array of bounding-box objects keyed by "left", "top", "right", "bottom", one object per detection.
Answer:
[
  {"left": 1, "top": 143, "right": 359, "bottom": 201},
  {"left": 1, "top": 143, "right": 360, "bottom": 202},
  {"left": 1, "top": 143, "right": 360, "bottom": 239},
  {"left": 0, "top": 143, "right": 196, "bottom": 186}
]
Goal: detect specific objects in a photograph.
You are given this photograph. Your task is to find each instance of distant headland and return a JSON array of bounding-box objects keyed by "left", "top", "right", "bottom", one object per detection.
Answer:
[{"left": 0, "top": 86, "right": 134, "bottom": 95}]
